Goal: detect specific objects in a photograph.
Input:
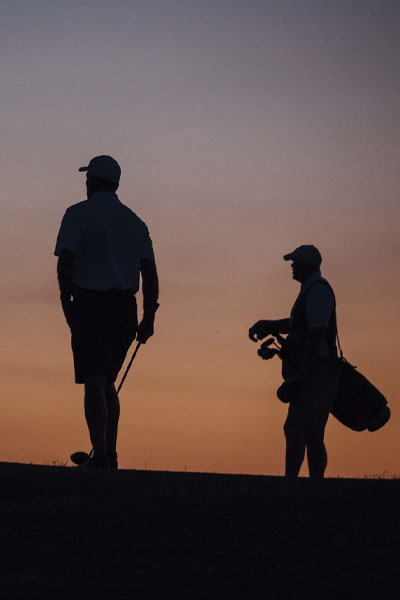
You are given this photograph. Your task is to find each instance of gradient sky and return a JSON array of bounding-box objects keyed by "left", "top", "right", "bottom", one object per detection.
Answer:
[{"left": 1, "top": 0, "right": 399, "bottom": 476}]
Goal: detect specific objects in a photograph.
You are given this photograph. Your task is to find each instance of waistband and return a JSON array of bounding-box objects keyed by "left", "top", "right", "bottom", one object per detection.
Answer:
[{"left": 73, "top": 287, "right": 136, "bottom": 297}]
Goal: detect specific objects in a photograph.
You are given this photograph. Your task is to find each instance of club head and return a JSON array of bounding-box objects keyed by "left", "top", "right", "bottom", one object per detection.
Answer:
[{"left": 70, "top": 451, "right": 91, "bottom": 465}]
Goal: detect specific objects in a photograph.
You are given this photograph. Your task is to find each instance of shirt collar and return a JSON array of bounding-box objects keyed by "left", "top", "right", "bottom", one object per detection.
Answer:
[
  {"left": 88, "top": 191, "right": 119, "bottom": 202},
  {"left": 300, "top": 270, "right": 322, "bottom": 294}
]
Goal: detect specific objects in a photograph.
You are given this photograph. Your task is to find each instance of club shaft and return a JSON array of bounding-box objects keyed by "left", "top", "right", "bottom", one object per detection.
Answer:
[{"left": 117, "top": 342, "right": 141, "bottom": 393}]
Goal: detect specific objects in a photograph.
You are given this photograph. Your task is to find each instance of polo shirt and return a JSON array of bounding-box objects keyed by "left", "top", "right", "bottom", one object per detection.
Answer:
[
  {"left": 300, "top": 271, "right": 335, "bottom": 328},
  {"left": 290, "top": 271, "right": 336, "bottom": 359},
  {"left": 54, "top": 192, "right": 155, "bottom": 292}
]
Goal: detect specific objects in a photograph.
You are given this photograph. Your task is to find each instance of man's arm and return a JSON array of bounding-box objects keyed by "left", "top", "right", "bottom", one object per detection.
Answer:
[
  {"left": 249, "top": 318, "right": 290, "bottom": 341},
  {"left": 293, "top": 284, "right": 334, "bottom": 380},
  {"left": 137, "top": 258, "right": 159, "bottom": 343},
  {"left": 57, "top": 250, "right": 75, "bottom": 327}
]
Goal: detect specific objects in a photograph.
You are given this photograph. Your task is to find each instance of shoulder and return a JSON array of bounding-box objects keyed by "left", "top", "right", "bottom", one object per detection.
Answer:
[
  {"left": 121, "top": 205, "right": 150, "bottom": 232},
  {"left": 64, "top": 200, "right": 87, "bottom": 217},
  {"left": 307, "top": 280, "right": 335, "bottom": 305},
  {"left": 315, "top": 279, "right": 335, "bottom": 295}
]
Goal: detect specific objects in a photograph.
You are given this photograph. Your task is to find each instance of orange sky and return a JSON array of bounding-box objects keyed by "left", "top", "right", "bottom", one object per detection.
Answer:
[{"left": 1, "top": 1, "right": 399, "bottom": 476}]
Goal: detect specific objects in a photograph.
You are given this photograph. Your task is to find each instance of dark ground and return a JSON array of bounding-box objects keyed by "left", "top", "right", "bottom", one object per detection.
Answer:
[{"left": 1, "top": 463, "right": 399, "bottom": 599}]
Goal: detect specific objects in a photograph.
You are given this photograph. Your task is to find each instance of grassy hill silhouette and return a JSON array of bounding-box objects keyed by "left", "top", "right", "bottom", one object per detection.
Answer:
[{"left": 1, "top": 462, "right": 399, "bottom": 599}]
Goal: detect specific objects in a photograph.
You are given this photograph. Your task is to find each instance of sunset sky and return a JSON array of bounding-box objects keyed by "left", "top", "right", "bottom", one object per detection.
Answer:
[{"left": 1, "top": 0, "right": 399, "bottom": 477}]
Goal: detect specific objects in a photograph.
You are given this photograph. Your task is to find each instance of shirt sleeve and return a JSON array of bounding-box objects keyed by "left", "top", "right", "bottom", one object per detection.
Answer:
[
  {"left": 138, "top": 222, "right": 155, "bottom": 261},
  {"left": 305, "top": 284, "right": 335, "bottom": 328},
  {"left": 54, "top": 209, "right": 82, "bottom": 256}
]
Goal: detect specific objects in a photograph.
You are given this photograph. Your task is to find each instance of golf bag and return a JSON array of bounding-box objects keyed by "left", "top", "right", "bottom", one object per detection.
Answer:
[
  {"left": 258, "top": 335, "right": 391, "bottom": 432},
  {"left": 331, "top": 356, "right": 391, "bottom": 432}
]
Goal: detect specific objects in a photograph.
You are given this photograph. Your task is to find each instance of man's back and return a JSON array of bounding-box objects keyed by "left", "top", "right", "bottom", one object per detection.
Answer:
[{"left": 55, "top": 191, "right": 154, "bottom": 292}]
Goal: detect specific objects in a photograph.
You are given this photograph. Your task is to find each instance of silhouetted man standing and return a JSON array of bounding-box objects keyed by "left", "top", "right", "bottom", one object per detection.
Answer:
[
  {"left": 55, "top": 155, "right": 159, "bottom": 468},
  {"left": 249, "top": 245, "right": 339, "bottom": 479}
]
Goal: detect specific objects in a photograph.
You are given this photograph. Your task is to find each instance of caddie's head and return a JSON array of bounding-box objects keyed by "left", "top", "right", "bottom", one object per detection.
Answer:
[
  {"left": 283, "top": 244, "right": 322, "bottom": 283},
  {"left": 79, "top": 155, "right": 121, "bottom": 197}
]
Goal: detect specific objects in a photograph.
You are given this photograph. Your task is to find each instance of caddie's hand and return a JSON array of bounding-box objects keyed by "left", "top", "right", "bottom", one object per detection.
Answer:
[
  {"left": 249, "top": 320, "right": 272, "bottom": 342},
  {"left": 136, "top": 317, "right": 155, "bottom": 344}
]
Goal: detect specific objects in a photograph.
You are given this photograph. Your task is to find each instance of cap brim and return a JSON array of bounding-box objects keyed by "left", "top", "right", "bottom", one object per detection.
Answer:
[
  {"left": 78, "top": 166, "right": 89, "bottom": 172},
  {"left": 283, "top": 253, "right": 294, "bottom": 261}
]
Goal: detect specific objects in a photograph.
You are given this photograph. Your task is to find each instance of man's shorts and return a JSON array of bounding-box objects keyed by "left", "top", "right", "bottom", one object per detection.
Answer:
[
  {"left": 284, "top": 361, "right": 340, "bottom": 441},
  {"left": 70, "top": 288, "right": 138, "bottom": 384}
]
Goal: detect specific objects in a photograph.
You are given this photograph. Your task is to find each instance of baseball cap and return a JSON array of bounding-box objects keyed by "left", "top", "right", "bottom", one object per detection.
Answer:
[
  {"left": 283, "top": 245, "right": 322, "bottom": 266},
  {"left": 79, "top": 155, "right": 121, "bottom": 184}
]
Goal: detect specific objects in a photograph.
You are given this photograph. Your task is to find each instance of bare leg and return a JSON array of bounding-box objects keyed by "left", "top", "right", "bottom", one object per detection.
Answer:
[
  {"left": 105, "top": 379, "right": 120, "bottom": 456},
  {"left": 284, "top": 426, "right": 306, "bottom": 478},
  {"left": 84, "top": 375, "right": 107, "bottom": 457},
  {"left": 306, "top": 435, "right": 328, "bottom": 479}
]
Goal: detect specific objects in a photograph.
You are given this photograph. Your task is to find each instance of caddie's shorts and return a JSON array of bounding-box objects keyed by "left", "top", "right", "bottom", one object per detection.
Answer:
[
  {"left": 70, "top": 288, "right": 138, "bottom": 384},
  {"left": 284, "top": 361, "right": 340, "bottom": 442}
]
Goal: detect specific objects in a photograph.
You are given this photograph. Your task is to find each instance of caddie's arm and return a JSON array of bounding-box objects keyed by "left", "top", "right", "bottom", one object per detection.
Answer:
[
  {"left": 57, "top": 249, "right": 75, "bottom": 327},
  {"left": 295, "top": 326, "right": 327, "bottom": 381},
  {"left": 249, "top": 318, "right": 290, "bottom": 342},
  {"left": 137, "top": 258, "right": 159, "bottom": 343}
]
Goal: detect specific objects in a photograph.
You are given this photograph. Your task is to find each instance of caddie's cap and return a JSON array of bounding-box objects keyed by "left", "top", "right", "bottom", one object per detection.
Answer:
[
  {"left": 79, "top": 155, "right": 121, "bottom": 184},
  {"left": 283, "top": 244, "right": 322, "bottom": 265}
]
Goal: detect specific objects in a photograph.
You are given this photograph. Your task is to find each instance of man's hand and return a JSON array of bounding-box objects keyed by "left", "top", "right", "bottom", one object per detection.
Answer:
[
  {"left": 249, "top": 320, "right": 273, "bottom": 342},
  {"left": 249, "top": 318, "right": 290, "bottom": 341},
  {"left": 136, "top": 316, "right": 155, "bottom": 344}
]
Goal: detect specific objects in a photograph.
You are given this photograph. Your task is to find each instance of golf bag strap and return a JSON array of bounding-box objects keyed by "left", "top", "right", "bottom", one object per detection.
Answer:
[
  {"left": 330, "top": 292, "right": 343, "bottom": 360},
  {"left": 336, "top": 325, "right": 343, "bottom": 360}
]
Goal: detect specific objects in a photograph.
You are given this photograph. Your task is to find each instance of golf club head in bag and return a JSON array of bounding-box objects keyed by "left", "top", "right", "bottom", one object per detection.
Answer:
[{"left": 257, "top": 337, "right": 282, "bottom": 360}]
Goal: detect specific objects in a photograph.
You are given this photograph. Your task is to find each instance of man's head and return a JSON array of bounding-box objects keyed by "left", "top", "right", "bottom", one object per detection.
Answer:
[
  {"left": 79, "top": 155, "right": 121, "bottom": 197},
  {"left": 283, "top": 245, "right": 322, "bottom": 283}
]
